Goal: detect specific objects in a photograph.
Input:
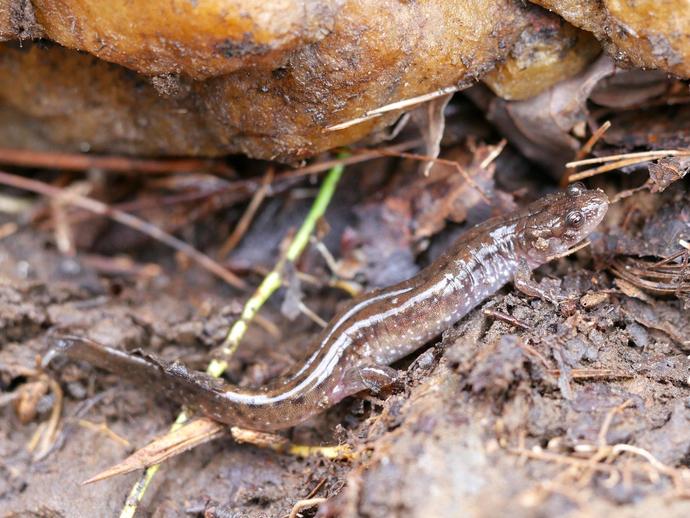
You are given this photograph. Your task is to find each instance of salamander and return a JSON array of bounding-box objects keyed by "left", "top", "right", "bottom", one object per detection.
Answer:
[{"left": 48, "top": 183, "right": 608, "bottom": 432}]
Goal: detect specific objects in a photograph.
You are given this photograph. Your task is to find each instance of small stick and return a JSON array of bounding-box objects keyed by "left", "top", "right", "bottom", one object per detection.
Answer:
[
  {"left": 519, "top": 342, "right": 551, "bottom": 370},
  {"left": 562, "top": 121, "right": 611, "bottom": 187},
  {"left": 310, "top": 237, "right": 341, "bottom": 276},
  {"left": 611, "top": 444, "right": 681, "bottom": 478},
  {"left": 278, "top": 139, "right": 422, "bottom": 180},
  {"left": 651, "top": 248, "right": 687, "bottom": 268},
  {"left": 218, "top": 167, "right": 274, "bottom": 258},
  {"left": 479, "top": 139, "right": 507, "bottom": 169},
  {"left": 568, "top": 157, "right": 655, "bottom": 182},
  {"left": 508, "top": 447, "right": 618, "bottom": 474},
  {"left": 545, "top": 368, "right": 633, "bottom": 380},
  {"left": 0, "top": 170, "right": 247, "bottom": 289},
  {"left": 0, "top": 147, "right": 234, "bottom": 175},
  {"left": 326, "top": 85, "right": 461, "bottom": 131},
  {"left": 305, "top": 478, "right": 327, "bottom": 500},
  {"left": 566, "top": 149, "right": 690, "bottom": 168},
  {"left": 598, "top": 399, "right": 634, "bottom": 449},
  {"left": 298, "top": 301, "right": 328, "bottom": 328},
  {"left": 28, "top": 376, "right": 63, "bottom": 461},
  {"left": 77, "top": 420, "right": 132, "bottom": 448},
  {"left": 580, "top": 121, "right": 612, "bottom": 158},
  {"left": 483, "top": 308, "right": 531, "bottom": 331}
]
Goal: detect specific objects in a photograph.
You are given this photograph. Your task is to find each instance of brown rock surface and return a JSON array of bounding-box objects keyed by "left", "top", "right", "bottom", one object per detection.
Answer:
[
  {"left": 534, "top": 0, "right": 690, "bottom": 77},
  {"left": 1, "top": 0, "right": 688, "bottom": 160},
  {"left": 483, "top": 10, "right": 601, "bottom": 100},
  {"left": 0, "top": 0, "right": 533, "bottom": 159}
]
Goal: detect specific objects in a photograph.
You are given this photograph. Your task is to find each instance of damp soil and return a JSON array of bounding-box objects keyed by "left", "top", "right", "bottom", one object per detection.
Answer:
[{"left": 1, "top": 178, "right": 690, "bottom": 518}]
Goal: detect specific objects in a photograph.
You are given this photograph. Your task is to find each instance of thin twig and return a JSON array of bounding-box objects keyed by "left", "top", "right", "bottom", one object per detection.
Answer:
[
  {"left": 566, "top": 149, "right": 690, "bottom": 168},
  {"left": 580, "top": 121, "right": 612, "bottom": 158},
  {"left": 277, "top": 139, "right": 422, "bottom": 180},
  {"left": 218, "top": 167, "right": 274, "bottom": 258},
  {"left": 482, "top": 309, "right": 531, "bottom": 330},
  {"left": 479, "top": 140, "right": 507, "bottom": 169},
  {"left": 377, "top": 149, "right": 491, "bottom": 203},
  {"left": 298, "top": 301, "right": 328, "bottom": 328},
  {"left": 0, "top": 147, "right": 234, "bottom": 175},
  {"left": 326, "top": 86, "right": 461, "bottom": 131},
  {"left": 27, "top": 376, "right": 63, "bottom": 461},
  {"left": 568, "top": 157, "right": 658, "bottom": 182},
  {"left": 598, "top": 399, "right": 634, "bottom": 450},
  {"left": 77, "top": 420, "right": 132, "bottom": 448},
  {"left": 0, "top": 170, "right": 247, "bottom": 289},
  {"left": 561, "top": 121, "right": 611, "bottom": 187}
]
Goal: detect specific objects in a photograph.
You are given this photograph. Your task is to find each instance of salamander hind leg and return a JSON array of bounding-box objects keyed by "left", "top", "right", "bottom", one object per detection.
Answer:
[{"left": 341, "top": 364, "right": 400, "bottom": 396}]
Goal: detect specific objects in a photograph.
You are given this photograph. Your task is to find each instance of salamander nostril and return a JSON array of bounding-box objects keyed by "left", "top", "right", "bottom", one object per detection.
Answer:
[{"left": 567, "top": 182, "right": 586, "bottom": 196}]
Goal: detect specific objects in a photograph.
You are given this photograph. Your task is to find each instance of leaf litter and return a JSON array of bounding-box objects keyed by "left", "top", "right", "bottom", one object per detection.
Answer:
[{"left": 0, "top": 59, "right": 689, "bottom": 517}]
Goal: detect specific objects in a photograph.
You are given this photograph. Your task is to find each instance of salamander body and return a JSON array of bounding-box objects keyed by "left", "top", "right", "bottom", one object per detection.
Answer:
[{"left": 50, "top": 184, "right": 608, "bottom": 431}]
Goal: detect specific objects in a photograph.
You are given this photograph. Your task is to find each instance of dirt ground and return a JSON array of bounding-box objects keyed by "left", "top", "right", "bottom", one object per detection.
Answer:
[{"left": 1, "top": 157, "right": 689, "bottom": 518}]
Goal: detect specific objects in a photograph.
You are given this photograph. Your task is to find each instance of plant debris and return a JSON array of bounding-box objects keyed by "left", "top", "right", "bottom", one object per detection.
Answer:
[{"left": 1, "top": 9, "right": 690, "bottom": 517}]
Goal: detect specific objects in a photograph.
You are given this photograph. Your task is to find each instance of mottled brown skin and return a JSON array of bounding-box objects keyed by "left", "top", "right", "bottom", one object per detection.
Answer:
[{"left": 49, "top": 185, "right": 608, "bottom": 432}]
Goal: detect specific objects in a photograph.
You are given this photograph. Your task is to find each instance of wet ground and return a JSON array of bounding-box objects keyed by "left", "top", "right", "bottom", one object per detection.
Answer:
[{"left": 1, "top": 173, "right": 689, "bottom": 517}]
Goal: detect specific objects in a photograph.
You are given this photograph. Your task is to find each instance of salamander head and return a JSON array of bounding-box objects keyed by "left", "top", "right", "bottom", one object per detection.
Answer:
[{"left": 519, "top": 183, "right": 609, "bottom": 265}]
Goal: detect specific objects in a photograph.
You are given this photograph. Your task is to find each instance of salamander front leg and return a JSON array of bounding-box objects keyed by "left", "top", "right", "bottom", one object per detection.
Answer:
[{"left": 513, "top": 258, "right": 564, "bottom": 305}]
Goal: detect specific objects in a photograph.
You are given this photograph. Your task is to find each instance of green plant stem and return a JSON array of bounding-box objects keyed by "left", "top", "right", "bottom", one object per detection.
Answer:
[{"left": 119, "top": 159, "right": 345, "bottom": 518}]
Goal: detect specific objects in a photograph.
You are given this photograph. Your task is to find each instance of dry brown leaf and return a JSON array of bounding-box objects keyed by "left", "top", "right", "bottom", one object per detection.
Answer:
[
  {"left": 485, "top": 55, "right": 616, "bottom": 175},
  {"left": 13, "top": 378, "right": 49, "bottom": 424},
  {"left": 410, "top": 94, "right": 453, "bottom": 176},
  {"left": 614, "top": 278, "right": 653, "bottom": 304},
  {"left": 648, "top": 157, "right": 690, "bottom": 193},
  {"left": 82, "top": 417, "right": 225, "bottom": 484}
]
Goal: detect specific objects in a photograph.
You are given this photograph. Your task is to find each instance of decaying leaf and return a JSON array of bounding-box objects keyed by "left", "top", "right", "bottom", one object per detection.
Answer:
[
  {"left": 408, "top": 141, "right": 515, "bottom": 239},
  {"left": 410, "top": 94, "right": 454, "bottom": 176},
  {"left": 83, "top": 418, "right": 226, "bottom": 484},
  {"left": 483, "top": 55, "right": 616, "bottom": 175},
  {"left": 648, "top": 158, "right": 690, "bottom": 193}
]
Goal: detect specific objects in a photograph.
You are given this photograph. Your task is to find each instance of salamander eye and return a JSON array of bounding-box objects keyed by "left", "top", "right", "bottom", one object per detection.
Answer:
[
  {"left": 567, "top": 182, "right": 586, "bottom": 196},
  {"left": 566, "top": 210, "right": 585, "bottom": 228}
]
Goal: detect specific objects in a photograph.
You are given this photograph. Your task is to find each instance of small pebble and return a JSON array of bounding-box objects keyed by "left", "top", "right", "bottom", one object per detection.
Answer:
[
  {"left": 626, "top": 322, "right": 649, "bottom": 348},
  {"left": 580, "top": 291, "right": 609, "bottom": 309}
]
